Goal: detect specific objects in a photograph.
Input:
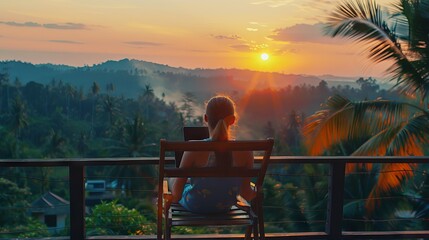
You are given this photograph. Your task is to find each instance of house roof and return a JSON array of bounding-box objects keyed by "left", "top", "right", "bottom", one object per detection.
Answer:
[{"left": 31, "top": 191, "right": 70, "bottom": 215}]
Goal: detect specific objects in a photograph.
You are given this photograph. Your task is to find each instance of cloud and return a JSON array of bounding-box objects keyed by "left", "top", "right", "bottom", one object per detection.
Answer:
[
  {"left": 230, "top": 44, "right": 251, "bottom": 52},
  {"left": 251, "top": 0, "right": 295, "bottom": 8},
  {"left": 49, "top": 40, "right": 83, "bottom": 44},
  {"left": 0, "top": 21, "right": 87, "bottom": 30},
  {"left": 189, "top": 49, "right": 227, "bottom": 53},
  {"left": 0, "top": 21, "right": 41, "bottom": 27},
  {"left": 211, "top": 34, "right": 241, "bottom": 40},
  {"left": 274, "top": 48, "right": 300, "bottom": 55},
  {"left": 270, "top": 23, "right": 343, "bottom": 44},
  {"left": 123, "top": 41, "right": 163, "bottom": 46},
  {"left": 249, "top": 22, "right": 267, "bottom": 27},
  {"left": 43, "top": 23, "right": 86, "bottom": 30},
  {"left": 246, "top": 28, "right": 258, "bottom": 32}
]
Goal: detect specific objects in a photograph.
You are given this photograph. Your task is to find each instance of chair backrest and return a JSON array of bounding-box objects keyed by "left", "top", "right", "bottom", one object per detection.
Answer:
[{"left": 158, "top": 139, "right": 274, "bottom": 195}]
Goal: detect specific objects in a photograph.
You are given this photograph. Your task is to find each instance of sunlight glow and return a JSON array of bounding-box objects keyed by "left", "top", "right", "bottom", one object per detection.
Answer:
[{"left": 261, "top": 53, "right": 269, "bottom": 61}]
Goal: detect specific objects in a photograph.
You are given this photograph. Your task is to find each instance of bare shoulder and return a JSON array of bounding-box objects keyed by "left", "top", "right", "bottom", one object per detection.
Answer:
[{"left": 181, "top": 151, "right": 210, "bottom": 168}]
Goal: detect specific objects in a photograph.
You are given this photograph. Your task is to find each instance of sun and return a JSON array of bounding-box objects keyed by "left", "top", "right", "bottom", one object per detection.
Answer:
[{"left": 260, "top": 53, "right": 269, "bottom": 61}]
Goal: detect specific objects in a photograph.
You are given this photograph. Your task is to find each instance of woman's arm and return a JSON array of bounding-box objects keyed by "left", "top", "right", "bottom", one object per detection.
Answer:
[
  {"left": 238, "top": 151, "right": 256, "bottom": 201},
  {"left": 170, "top": 151, "right": 193, "bottom": 203}
]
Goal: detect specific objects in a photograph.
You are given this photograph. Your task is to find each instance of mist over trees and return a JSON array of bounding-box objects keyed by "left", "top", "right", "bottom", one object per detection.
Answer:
[{"left": 0, "top": 62, "right": 401, "bottom": 159}]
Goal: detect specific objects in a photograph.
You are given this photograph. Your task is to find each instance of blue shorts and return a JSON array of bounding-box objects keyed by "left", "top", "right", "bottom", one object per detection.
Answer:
[{"left": 179, "top": 177, "right": 241, "bottom": 214}]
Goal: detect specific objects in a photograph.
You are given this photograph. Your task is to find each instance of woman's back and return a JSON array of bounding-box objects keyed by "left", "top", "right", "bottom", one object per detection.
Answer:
[{"left": 179, "top": 150, "right": 252, "bottom": 213}]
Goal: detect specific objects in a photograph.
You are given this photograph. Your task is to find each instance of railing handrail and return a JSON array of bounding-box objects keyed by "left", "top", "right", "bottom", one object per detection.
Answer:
[{"left": 1, "top": 155, "right": 429, "bottom": 166}]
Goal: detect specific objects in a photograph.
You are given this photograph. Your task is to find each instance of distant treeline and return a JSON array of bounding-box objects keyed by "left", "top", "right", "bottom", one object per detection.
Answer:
[
  {"left": 0, "top": 69, "right": 403, "bottom": 158},
  {"left": 0, "top": 73, "right": 185, "bottom": 159}
]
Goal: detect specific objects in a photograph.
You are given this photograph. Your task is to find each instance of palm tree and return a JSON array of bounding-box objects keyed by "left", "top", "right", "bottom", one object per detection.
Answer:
[
  {"left": 143, "top": 84, "right": 154, "bottom": 99},
  {"left": 304, "top": 0, "right": 429, "bottom": 212},
  {"left": 180, "top": 92, "right": 196, "bottom": 124},
  {"left": 91, "top": 81, "right": 100, "bottom": 137},
  {"left": 45, "top": 129, "right": 66, "bottom": 158},
  {"left": 105, "top": 114, "right": 156, "bottom": 197},
  {"left": 8, "top": 95, "right": 28, "bottom": 158},
  {"left": 99, "top": 95, "right": 119, "bottom": 127},
  {"left": 139, "top": 84, "right": 155, "bottom": 119},
  {"left": 64, "top": 83, "right": 76, "bottom": 119},
  {"left": 9, "top": 95, "right": 28, "bottom": 140},
  {"left": 107, "top": 114, "right": 155, "bottom": 157}
]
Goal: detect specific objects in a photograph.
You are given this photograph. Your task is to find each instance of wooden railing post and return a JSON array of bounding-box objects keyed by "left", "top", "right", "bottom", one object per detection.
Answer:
[
  {"left": 326, "top": 161, "right": 346, "bottom": 240},
  {"left": 69, "top": 163, "right": 85, "bottom": 240}
]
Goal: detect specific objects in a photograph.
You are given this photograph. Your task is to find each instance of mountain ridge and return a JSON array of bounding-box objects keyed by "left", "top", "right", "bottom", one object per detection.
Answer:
[{"left": 0, "top": 58, "right": 360, "bottom": 99}]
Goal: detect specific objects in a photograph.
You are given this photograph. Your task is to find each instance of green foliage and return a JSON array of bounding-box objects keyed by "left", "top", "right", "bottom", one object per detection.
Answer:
[
  {"left": 262, "top": 164, "right": 328, "bottom": 232},
  {"left": 0, "top": 177, "right": 31, "bottom": 225},
  {"left": 118, "top": 198, "right": 156, "bottom": 222},
  {"left": 0, "top": 178, "right": 49, "bottom": 238},
  {"left": 85, "top": 200, "right": 155, "bottom": 236},
  {"left": 0, "top": 218, "right": 49, "bottom": 239}
]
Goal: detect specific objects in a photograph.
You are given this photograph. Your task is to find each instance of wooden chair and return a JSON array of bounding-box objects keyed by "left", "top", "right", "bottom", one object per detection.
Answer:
[{"left": 157, "top": 139, "right": 274, "bottom": 240}]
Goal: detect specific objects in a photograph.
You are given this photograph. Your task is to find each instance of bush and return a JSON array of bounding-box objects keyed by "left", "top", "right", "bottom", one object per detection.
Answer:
[{"left": 85, "top": 200, "right": 155, "bottom": 236}]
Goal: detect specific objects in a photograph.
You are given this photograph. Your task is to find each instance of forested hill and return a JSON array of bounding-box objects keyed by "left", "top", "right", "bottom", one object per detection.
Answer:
[{"left": 0, "top": 59, "right": 339, "bottom": 99}]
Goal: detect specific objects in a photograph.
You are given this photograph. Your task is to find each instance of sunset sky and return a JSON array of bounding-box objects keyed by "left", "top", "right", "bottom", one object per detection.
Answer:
[{"left": 1, "top": 0, "right": 395, "bottom": 77}]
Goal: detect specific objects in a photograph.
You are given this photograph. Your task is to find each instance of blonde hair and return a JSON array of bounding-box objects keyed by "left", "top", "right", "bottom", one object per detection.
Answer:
[{"left": 205, "top": 95, "right": 236, "bottom": 141}]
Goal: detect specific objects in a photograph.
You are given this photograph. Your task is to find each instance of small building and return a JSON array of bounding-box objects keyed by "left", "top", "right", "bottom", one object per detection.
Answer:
[
  {"left": 85, "top": 180, "right": 115, "bottom": 207},
  {"left": 31, "top": 191, "right": 70, "bottom": 234},
  {"left": 85, "top": 180, "right": 106, "bottom": 194}
]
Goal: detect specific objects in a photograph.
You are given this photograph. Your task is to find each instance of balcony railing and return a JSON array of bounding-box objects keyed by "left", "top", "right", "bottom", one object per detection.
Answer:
[{"left": 1, "top": 156, "right": 429, "bottom": 240}]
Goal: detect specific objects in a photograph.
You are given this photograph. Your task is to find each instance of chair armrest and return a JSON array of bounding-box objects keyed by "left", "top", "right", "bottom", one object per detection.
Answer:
[
  {"left": 163, "top": 179, "right": 171, "bottom": 194},
  {"left": 163, "top": 180, "right": 173, "bottom": 210}
]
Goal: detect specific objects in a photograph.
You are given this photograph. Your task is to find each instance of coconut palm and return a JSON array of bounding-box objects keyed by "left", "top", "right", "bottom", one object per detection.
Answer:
[
  {"left": 91, "top": 82, "right": 100, "bottom": 137},
  {"left": 98, "top": 95, "right": 119, "bottom": 127},
  {"left": 304, "top": 0, "right": 429, "bottom": 212},
  {"left": 9, "top": 95, "right": 28, "bottom": 140},
  {"left": 105, "top": 114, "right": 156, "bottom": 197},
  {"left": 325, "top": 0, "right": 429, "bottom": 100}
]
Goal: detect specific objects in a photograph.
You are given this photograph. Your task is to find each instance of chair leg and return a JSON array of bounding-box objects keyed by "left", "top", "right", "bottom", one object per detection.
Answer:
[
  {"left": 258, "top": 216, "right": 265, "bottom": 240},
  {"left": 253, "top": 220, "right": 259, "bottom": 240},
  {"left": 164, "top": 208, "right": 171, "bottom": 240},
  {"left": 157, "top": 211, "right": 162, "bottom": 240},
  {"left": 245, "top": 225, "right": 252, "bottom": 240},
  {"left": 258, "top": 195, "right": 265, "bottom": 240},
  {"left": 165, "top": 218, "right": 171, "bottom": 240}
]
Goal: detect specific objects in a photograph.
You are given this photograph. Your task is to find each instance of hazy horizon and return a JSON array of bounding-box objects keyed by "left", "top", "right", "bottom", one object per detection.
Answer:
[{"left": 1, "top": 57, "right": 384, "bottom": 82}]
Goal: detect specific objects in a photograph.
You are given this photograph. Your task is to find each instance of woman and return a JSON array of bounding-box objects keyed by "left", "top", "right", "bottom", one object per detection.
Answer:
[{"left": 171, "top": 95, "right": 256, "bottom": 213}]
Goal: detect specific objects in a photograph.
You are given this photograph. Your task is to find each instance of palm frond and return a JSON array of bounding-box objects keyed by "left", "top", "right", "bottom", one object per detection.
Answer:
[
  {"left": 326, "top": 0, "right": 429, "bottom": 99},
  {"left": 351, "top": 123, "right": 405, "bottom": 156},
  {"left": 304, "top": 96, "right": 421, "bottom": 155},
  {"left": 304, "top": 95, "right": 355, "bottom": 155},
  {"left": 351, "top": 111, "right": 428, "bottom": 156},
  {"left": 387, "top": 113, "right": 429, "bottom": 155},
  {"left": 365, "top": 163, "right": 415, "bottom": 212}
]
